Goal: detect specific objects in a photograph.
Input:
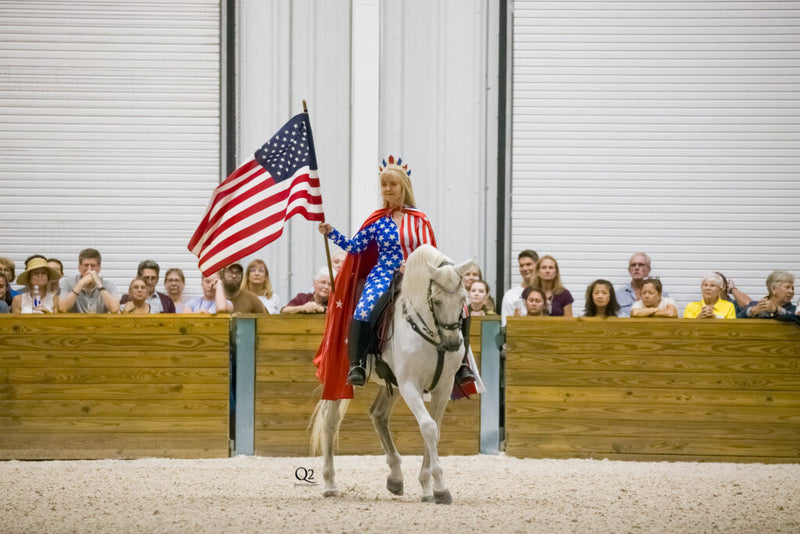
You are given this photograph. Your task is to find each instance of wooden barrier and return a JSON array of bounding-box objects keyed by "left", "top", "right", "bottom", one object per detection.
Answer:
[
  {"left": 0, "top": 315, "right": 230, "bottom": 459},
  {"left": 505, "top": 317, "right": 800, "bottom": 463},
  {"left": 252, "top": 315, "right": 482, "bottom": 456}
]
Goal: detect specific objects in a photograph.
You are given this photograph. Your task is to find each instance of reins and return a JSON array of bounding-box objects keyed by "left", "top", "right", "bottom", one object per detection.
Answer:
[{"left": 400, "top": 260, "right": 463, "bottom": 393}]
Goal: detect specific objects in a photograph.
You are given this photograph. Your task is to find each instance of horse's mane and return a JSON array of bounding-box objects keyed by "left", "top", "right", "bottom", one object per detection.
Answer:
[{"left": 401, "top": 244, "right": 459, "bottom": 305}]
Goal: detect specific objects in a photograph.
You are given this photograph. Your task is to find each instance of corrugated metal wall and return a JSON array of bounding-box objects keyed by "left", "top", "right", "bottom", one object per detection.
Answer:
[
  {"left": 237, "top": 0, "right": 498, "bottom": 303},
  {"left": 0, "top": 0, "right": 221, "bottom": 295},
  {"left": 511, "top": 0, "right": 800, "bottom": 314}
]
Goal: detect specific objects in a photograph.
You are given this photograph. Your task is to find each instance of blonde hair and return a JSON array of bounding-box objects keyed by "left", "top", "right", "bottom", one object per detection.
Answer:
[
  {"left": 241, "top": 259, "right": 273, "bottom": 299},
  {"left": 532, "top": 255, "right": 567, "bottom": 295},
  {"left": 380, "top": 167, "right": 416, "bottom": 209}
]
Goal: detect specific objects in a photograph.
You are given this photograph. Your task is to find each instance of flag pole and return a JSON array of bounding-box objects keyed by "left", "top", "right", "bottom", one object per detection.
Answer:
[{"left": 304, "top": 99, "right": 336, "bottom": 295}]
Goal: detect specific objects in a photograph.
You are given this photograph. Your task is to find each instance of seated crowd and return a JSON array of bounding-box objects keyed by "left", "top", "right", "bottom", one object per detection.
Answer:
[{"left": 0, "top": 248, "right": 796, "bottom": 321}]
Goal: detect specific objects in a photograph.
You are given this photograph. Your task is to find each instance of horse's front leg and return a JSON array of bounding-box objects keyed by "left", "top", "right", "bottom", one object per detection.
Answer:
[
  {"left": 369, "top": 386, "right": 403, "bottom": 495},
  {"left": 398, "top": 382, "right": 450, "bottom": 504},
  {"left": 321, "top": 399, "right": 343, "bottom": 497},
  {"left": 425, "top": 379, "right": 454, "bottom": 504}
]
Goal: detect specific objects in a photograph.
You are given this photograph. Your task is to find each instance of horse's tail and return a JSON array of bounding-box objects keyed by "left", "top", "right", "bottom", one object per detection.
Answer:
[{"left": 308, "top": 398, "right": 350, "bottom": 456}]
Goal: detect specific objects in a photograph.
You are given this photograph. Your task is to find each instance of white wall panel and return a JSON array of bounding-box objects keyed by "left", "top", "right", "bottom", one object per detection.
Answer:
[
  {"left": 0, "top": 0, "right": 220, "bottom": 297},
  {"left": 238, "top": 0, "right": 497, "bottom": 304},
  {"left": 512, "top": 0, "right": 800, "bottom": 315}
]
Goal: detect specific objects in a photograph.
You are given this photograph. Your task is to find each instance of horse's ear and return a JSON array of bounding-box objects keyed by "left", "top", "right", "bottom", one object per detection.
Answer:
[
  {"left": 454, "top": 259, "right": 476, "bottom": 277},
  {"left": 425, "top": 261, "right": 439, "bottom": 280}
]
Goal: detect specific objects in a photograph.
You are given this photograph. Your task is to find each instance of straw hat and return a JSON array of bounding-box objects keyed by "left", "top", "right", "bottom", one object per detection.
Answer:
[{"left": 16, "top": 257, "right": 61, "bottom": 287}]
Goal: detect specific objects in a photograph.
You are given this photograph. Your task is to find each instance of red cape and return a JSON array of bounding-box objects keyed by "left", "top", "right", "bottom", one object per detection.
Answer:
[{"left": 313, "top": 207, "right": 435, "bottom": 400}]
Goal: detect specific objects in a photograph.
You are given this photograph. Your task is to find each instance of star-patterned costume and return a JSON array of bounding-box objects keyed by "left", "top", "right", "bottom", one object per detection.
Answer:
[
  {"left": 313, "top": 206, "right": 436, "bottom": 400},
  {"left": 328, "top": 217, "right": 405, "bottom": 320}
]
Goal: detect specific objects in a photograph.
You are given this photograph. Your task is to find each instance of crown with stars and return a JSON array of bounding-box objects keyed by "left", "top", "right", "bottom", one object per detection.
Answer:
[{"left": 378, "top": 155, "right": 411, "bottom": 177}]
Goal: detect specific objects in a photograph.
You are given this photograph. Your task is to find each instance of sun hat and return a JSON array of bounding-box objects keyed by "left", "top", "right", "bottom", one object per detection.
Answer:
[{"left": 16, "top": 257, "right": 61, "bottom": 287}]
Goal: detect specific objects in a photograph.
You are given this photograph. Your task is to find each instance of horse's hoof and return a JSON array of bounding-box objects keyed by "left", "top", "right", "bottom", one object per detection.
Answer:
[
  {"left": 421, "top": 495, "right": 434, "bottom": 503},
  {"left": 322, "top": 489, "right": 339, "bottom": 498},
  {"left": 433, "top": 490, "right": 452, "bottom": 505},
  {"left": 387, "top": 478, "right": 404, "bottom": 495}
]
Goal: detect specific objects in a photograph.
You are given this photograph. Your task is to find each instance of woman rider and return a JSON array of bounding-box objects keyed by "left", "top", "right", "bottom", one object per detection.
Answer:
[{"left": 315, "top": 156, "right": 474, "bottom": 397}]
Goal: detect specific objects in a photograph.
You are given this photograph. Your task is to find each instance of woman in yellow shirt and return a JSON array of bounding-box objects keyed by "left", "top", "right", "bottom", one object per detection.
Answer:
[{"left": 683, "top": 272, "right": 736, "bottom": 319}]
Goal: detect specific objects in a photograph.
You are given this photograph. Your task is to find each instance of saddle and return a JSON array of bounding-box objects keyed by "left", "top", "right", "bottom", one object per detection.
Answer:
[{"left": 366, "top": 271, "right": 403, "bottom": 389}]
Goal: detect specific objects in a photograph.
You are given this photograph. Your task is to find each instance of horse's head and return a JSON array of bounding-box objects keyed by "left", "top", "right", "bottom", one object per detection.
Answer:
[{"left": 424, "top": 259, "right": 472, "bottom": 352}]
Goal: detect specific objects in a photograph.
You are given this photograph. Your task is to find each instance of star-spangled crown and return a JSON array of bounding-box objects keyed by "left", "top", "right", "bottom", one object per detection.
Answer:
[{"left": 378, "top": 155, "right": 411, "bottom": 177}]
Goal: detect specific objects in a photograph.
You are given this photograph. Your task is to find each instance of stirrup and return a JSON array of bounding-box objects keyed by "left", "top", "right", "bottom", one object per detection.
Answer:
[
  {"left": 347, "top": 365, "right": 366, "bottom": 386},
  {"left": 455, "top": 364, "right": 475, "bottom": 386}
]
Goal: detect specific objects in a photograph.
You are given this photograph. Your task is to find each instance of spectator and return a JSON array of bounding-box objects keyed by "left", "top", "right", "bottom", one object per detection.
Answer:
[
  {"left": 462, "top": 262, "right": 482, "bottom": 291},
  {"left": 740, "top": 270, "right": 796, "bottom": 318},
  {"left": 120, "top": 260, "right": 175, "bottom": 313},
  {"left": 631, "top": 278, "right": 678, "bottom": 318},
  {"left": 163, "top": 268, "right": 191, "bottom": 313},
  {"left": 11, "top": 257, "right": 61, "bottom": 313},
  {"left": 467, "top": 279, "right": 496, "bottom": 316},
  {"left": 583, "top": 279, "right": 620, "bottom": 317},
  {"left": 522, "top": 286, "right": 547, "bottom": 316},
  {"left": 331, "top": 251, "right": 347, "bottom": 278},
  {"left": 683, "top": 272, "right": 736, "bottom": 319},
  {"left": 46, "top": 257, "right": 63, "bottom": 295},
  {"left": 242, "top": 259, "right": 281, "bottom": 314},
  {"left": 120, "top": 278, "right": 151, "bottom": 314},
  {"left": 716, "top": 272, "right": 752, "bottom": 315},
  {"left": 185, "top": 272, "right": 232, "bottom": 313},
  {"left": 616, "top": 252, "right": 666, "bottom": 317},
  {"left": 501, "top": 249, "right": 539, "bottom": 323},
  {"left": 0, "top": 257, "right": 21, "bottom": 297},
  {"left": 0, "top": 272, "right": 12, "bottom": 313},
  {"left": 281, "top": 268, "right": 330, "bottom": 314},
  {"left": 58, "top": 248, "right": 120, "bottom": 313},
  {"left": 222, "top": 263, "right": 266, "bottom": 314},
  {"left": 532, "top": 255, "right": 573, "bottom": 317}
]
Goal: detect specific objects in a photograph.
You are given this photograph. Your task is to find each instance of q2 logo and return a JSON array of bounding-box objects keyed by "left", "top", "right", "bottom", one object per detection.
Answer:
[{"left": 294, "top": 467, "right": 317, "bottom": 486}]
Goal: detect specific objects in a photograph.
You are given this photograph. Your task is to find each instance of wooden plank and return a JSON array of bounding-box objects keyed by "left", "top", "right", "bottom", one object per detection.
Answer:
[
  {"left": 0, "top": 400, "right": 228, "bottom": 417},
  {"left": 0, "top": 315, "right": 230, "bottom": 335},
  {"left": 0, "top": 367, "right": 228, "bottom": 384},
  {"left": 255, "top": 334, "right": 324, "bottom": 351},
  {"left": 506, "top": 317, "right": 800, "bottom": 341},
  {"left": 0, "top": 383, "right": 228, "bottom": 400},
  {"left": 0, "top": 432, "right": 228, "bottom": 459},
  {"left": 0, "top": 416, "right": 227, "bottom": 433},
  {"left": 254, "top": 315, "right": 326, "bottom": 335},
  {"left": 497, "top": 451, "right": 800, "bottom": 464},
  {"left": 504, "top": 434, "right": 800, "bottom": 459},
  {"left": 504, "top": 370, "right": 800, "bottom": 390},
  {"left": 255, "top": 411, "right": 480, "bottom": 432},
  {"left": 254, "top": 429, "right": 479, "bottom": 456},
  {"left": 505, "top": 418, "right": 800, "bottom": 441},
  {"left": 504, "top": 400, "right": 800, "bottom": 424},
  {"left": 0, "top": 334, "right": 228, "bottom": 352},
  {"left": 503, "top": 385, "right": 800, "bottom": 407},
  {"left": 508, "top": 340, "right": 800, "bottom": 364},
  {"left": 0, "top": 352, "right": 228, "bottom": 368}
]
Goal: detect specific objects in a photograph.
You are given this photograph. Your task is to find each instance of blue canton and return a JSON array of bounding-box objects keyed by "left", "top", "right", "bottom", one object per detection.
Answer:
[
  {"left": 328, "top": 216, "right": 404, "bottom": 321},
  {"left": 254, "top": 113, "right": 318, "bottom": 182}
]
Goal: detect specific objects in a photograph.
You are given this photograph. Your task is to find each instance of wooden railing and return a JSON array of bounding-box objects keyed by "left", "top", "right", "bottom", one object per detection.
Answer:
[
  {"left": 0, "top": 315, "right": 231, "bottom": 459},
  {"left": 247, "top": 315, "right": 483, "bottom": 456},
  {"left": 504, "top": 317, "right": 800, "bottom": 463}
]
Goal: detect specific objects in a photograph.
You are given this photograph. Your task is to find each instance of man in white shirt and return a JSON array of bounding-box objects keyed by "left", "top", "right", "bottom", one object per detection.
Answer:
[{"left": 500, "top": 249, "right": 539, "bottom": 324}]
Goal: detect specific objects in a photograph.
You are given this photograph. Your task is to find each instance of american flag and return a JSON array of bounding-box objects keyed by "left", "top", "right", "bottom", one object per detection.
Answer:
[{"left": 188, "top": 113, "right": 325, "bottom": 276}]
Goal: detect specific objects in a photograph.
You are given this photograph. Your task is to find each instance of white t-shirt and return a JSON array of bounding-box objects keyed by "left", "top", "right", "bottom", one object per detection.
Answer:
[
  {"left": 501, "top": 285, "right": 526, "bottom": 325},
  {"left": 631, "top": 297, "right": 677, "bottom": 312}
]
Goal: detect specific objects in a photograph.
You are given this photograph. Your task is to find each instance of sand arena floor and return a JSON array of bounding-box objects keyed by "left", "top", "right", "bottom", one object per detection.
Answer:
[{"left": 1, "top": 454, "right": 799, "bottom": 533}]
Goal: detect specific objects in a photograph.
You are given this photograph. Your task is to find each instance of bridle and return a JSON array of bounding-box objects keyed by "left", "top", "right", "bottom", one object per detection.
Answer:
[
  {"left": 402, "top": 262, "right": 463, "bottom": 350},
  {"left": 401, "top": 261, "right": 465, "bottom": 393}
]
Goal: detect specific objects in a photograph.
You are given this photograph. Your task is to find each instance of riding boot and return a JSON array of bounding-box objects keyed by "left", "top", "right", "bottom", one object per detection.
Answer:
[
  {"left": 455, "top": 314, "right": 476, "bottom": 386},
  {"left": 346, "top": 319, "right": 370, "bottom": 386}
]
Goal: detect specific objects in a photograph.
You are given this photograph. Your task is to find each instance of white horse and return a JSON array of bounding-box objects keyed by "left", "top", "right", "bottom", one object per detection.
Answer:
[{"left": 310, "top": 244, "right": 472, "bottom": 504}]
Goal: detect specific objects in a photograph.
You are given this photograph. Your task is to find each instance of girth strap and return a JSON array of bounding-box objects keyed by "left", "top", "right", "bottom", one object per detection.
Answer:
[{"left": 427, "top": 348, "right": 446, "bottom": 394}]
